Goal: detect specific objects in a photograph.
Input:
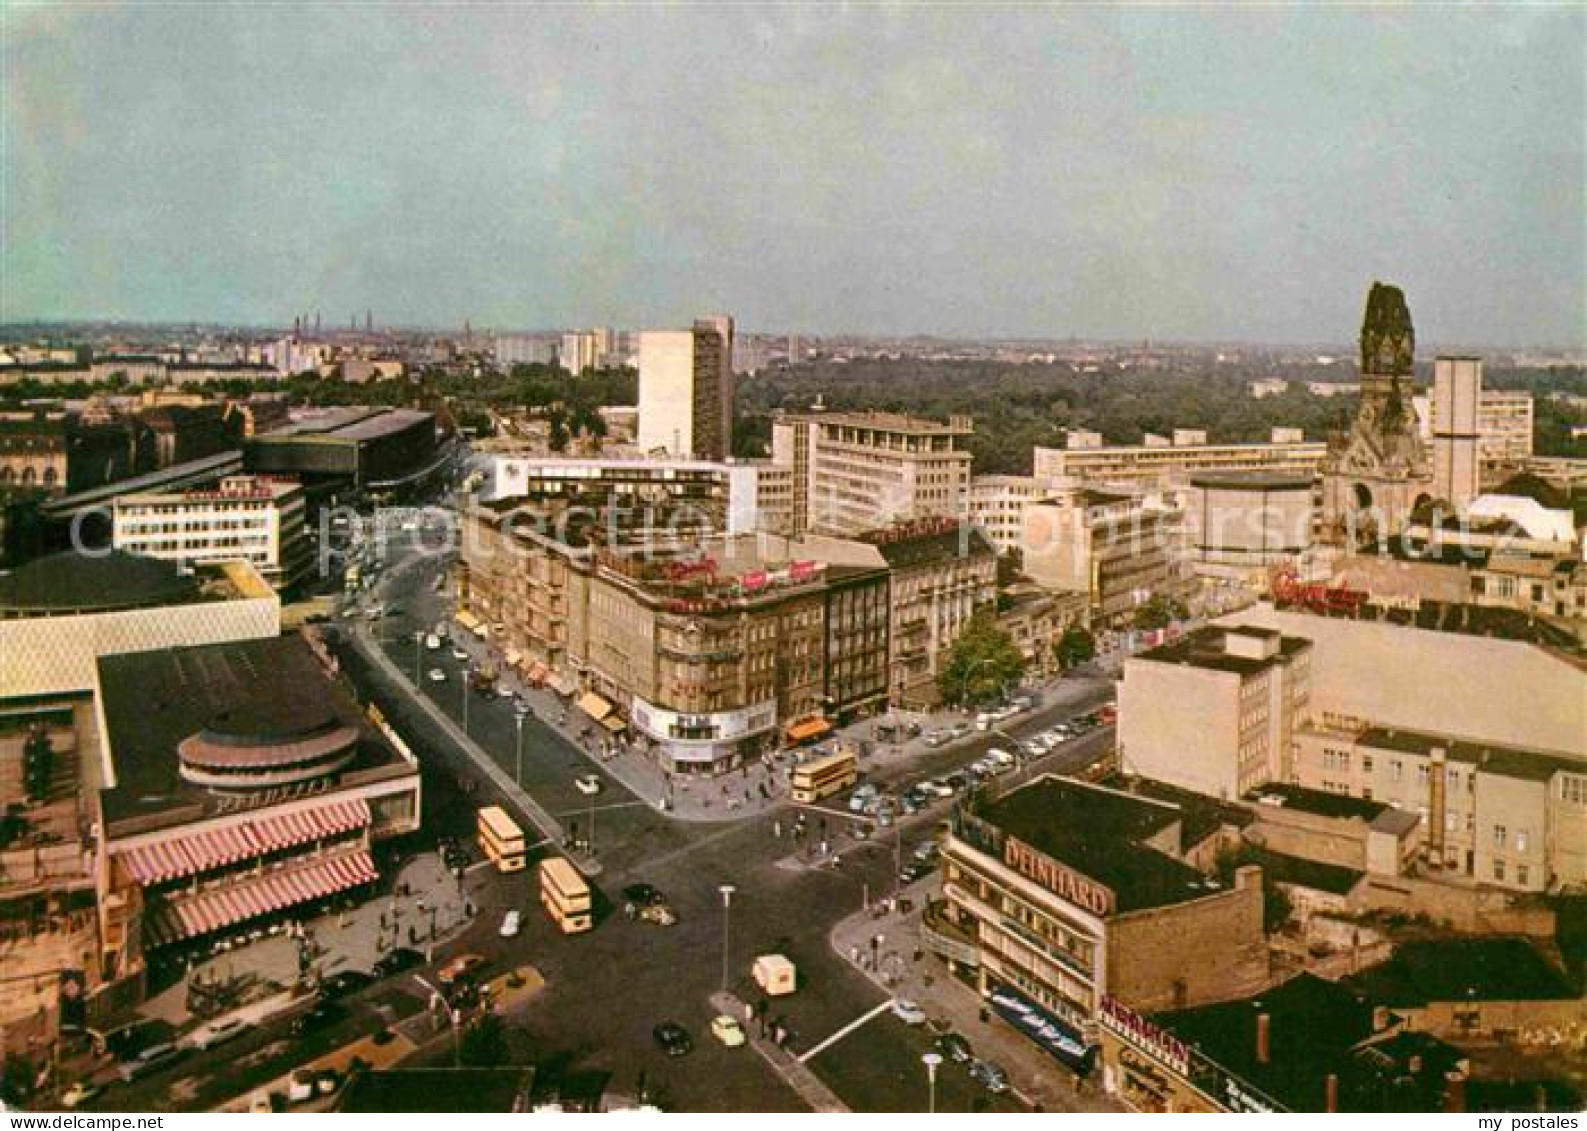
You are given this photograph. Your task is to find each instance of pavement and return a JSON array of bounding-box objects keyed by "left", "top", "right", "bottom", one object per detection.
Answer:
[
  {"left": 828, "top": 882, "right": 1121, "bottom": 1114},
  {"left": 139, "top": 851, "right": 480, "bottom": 1029}
]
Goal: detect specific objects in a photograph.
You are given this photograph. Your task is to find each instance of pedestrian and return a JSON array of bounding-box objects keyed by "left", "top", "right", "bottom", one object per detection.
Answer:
[
  {"left": 624, "top": 902, "right": 636, "bottom": 921},
  {"left": 849, "top": 945, "right": 860, "bottom": 964},
  {"left": 773, "top": 819, "right": 782, "bottom": 839}
]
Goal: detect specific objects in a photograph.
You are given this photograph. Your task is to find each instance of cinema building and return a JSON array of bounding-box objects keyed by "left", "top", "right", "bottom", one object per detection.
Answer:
[
  {"left": 93, "top": 635, "right": 421, "bottom": 1000},
  {"left": 932, "top": 777, "right": 1268, "bottom": 1077}
]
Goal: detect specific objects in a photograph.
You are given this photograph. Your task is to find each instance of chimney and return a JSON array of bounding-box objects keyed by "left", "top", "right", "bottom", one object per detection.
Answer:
[
  {"left": 1325, "top": 1073, "right": 1339, "bottom": 1113},
  {"left": 1443, "top": 1070, "right": 1467, "bottom": 1114},
  {"left": 1255, "top": 1012, "right": 1271, "bottom": 1065}
]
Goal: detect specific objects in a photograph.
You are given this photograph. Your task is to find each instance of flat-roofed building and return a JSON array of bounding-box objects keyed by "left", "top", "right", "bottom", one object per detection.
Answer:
[
  {"left": 934, "top": 776, "right": 1268, "bottom": 1074},
  {"left": 1184, "top": 472, "right": 1316, "bottom": 583},
  {"left": 94, "top": 635, "right": 421, "bottom": 998},
  {"left": 1033, "top": 438, "right": 1326, "bottom": 494},
  {"left": 1022, "top": 486, "right": 1179, "bottom": 623},
  {"left": 969, "top": 474, "right": 1042, "bottom": 554},
  {"left": 637, "top": 316, "right": 734, "bottom": 460},
  {"left": 1119, "top": 625, "right": 1313, "bottom": 799},
  {"left": 773, "top": 410, "right": 973, "bottom": 536},
  {"left": 112, "top": 474, "right": 311, "bottom": 591}
]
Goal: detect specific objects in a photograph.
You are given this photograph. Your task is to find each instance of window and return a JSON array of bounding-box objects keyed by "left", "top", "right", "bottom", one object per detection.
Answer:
[
  {"left": 1391, "top": 761, "right": 1403, "bottom": 783},
  {"left": 1517, "top": 865, "right": 1530, "bottom": 887},
  {"left": 1493, "top": 860, "right": 1506, "bottom": 883},
  {"left": 1493, "top": 824, "right": 1507, "bottom": 850},
  {"left": 1515, "top": 830, "right": 1528, "bottom": 853}
]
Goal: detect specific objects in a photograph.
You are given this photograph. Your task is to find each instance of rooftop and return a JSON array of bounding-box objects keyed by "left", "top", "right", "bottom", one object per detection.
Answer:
[
  {"left": 801, "top": 409, "right": 974, "bottom": 436},
  {"left": 861, "top": 520, "right": 996, "bottom": 568},
  {"left": 1189, "top": 470, "right": 1316, "bottom": 491},
  {"left": 963, "top": 776, "right": 1225, "bottom": 914},
  {"left": 1244, "top": 782, "right": 1390, "bottom": 823},
  {"left": 1137, "top": 624, "right": 1311, "bottom": 676},
  {"left": 1345, "top": 938, "right": 1578, "bottom": 1005},
  {"left": 0, "top": 550, "right": 199, "bottom": 614},
  {"left": 96, "top": 635, "right": 413, "bottom": 836},
  {"left": 262, "top": 407, "right": 433, "bottom": 442},
  {"left": 1357, "top": 725, "right": 1583, "bottom": 784}
]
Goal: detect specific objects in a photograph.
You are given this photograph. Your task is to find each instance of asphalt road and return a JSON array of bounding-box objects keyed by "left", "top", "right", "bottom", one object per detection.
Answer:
[{"left": 125, "top": 534, "right": 1116, "bottom": 1113}]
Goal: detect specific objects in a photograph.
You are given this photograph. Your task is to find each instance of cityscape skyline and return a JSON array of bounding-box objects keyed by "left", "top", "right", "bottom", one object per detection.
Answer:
[{"left": 4, "top": 6, "right": 1584, "bottom": 347}]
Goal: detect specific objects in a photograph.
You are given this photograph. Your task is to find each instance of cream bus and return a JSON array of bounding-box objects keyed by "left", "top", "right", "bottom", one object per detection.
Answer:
[
  {"left": 539, "top": 856, "right": 592, "bottom": 934},
  {"left": 477, "top": 805, "right": 526, "bottom": 873},
  {"left": 790, "top": 748, "right": 859, "bottom": 804}
]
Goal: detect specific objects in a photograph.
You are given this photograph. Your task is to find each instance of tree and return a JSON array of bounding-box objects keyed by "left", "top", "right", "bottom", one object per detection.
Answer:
[
  {"left": 1131, "top": 594, "right": 1188, "bottom": 632},
  {"left": 459, "top": 1012, "right": 510, "bottom": 1067},
  {"left": 1053, "top": 624, "right": 1096, "bottom": 671},
  {"left": 937, "top": 612, "right": 1026, "bottom": 709}
]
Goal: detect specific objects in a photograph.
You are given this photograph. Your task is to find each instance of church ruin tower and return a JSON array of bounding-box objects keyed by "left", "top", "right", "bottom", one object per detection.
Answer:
[{"left": 1319, "top": 282, "right": 1433, "bottom": 547}]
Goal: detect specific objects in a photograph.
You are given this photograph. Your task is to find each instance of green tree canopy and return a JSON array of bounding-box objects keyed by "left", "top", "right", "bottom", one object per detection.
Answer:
[
  {"left": 938, "top": 612, "right": 1026, "bottom": 708},
  {"left": 1131, "top": 594, "right": 1188, "bottom": 632},
  {"left": 1054, "top": 624, "right": 1096, "bottom": 671}
]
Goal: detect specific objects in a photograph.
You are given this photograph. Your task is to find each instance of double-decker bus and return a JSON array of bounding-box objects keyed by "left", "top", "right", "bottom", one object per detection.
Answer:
[
  {"left": 538, "top": 856, "right": 592, "bottom": 934},
  {"left": 790, "top": 748, "right": 859, "bottom": 804},
  {"left": 477, "top": 805, "right": 526, "bottom": 873}
]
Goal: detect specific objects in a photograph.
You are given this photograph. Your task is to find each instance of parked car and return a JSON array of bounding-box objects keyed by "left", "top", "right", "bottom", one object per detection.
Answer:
[
  {"left": 847, "top": 784, "right": 880, "bottom": 812},
  {"left": 187, "top": 1015, "right": 251, "bottom": 1051},
  {"left": 59, "top": 1081, "right": 102, "bottom": 1108},
  {"left": 936, "top": 1032, "right": 973, "bottom": 1064},
  {"left": 427, "top": 668, "right": 447, "bottom": 683},
  {"left": 372, "top": 947, "right": 424, "bottom": 979},
  {"left": 450, "top": 647, "right": 469, "bottom": 661},
  {"left": 899, "top": 859, "right": 933, "bottom": 884},
  {"left": 573, "top": 773, "right": 602, "bottom": 796},
  {"left": 710, "top": 1015, "right": 746, "bottom": 1048},
  {"left": 499, "top": 910, "right": 521, "bottom": 938},
  {"left": 912, "top": 840, "right": 940, "bottom": 864},
  {"left": 970, "top": 1058, "right": 1010, "bottom": 1094},
  {"left": 985, "top": 748, "right": 1015, "bottom": 766},
  {"left": 639, "top": 902, "right": 678, "bottom": 926},
  {"left": 118, "top": 1042, "right": 185, "bottom": 1082},
  {"left": 920, "top": 779, "right": 955, "bottom": 799},
  {"left": 891, "top": 999, "right": 928, "bottom": 1026},
  {"left": 320, "top": 969, "right": 373, "bottom": 1000},
  {"left": 653, "top": 1021, "right": 693, "bottom": 1057},
  {"left": 923, "top": 729, "right": 951, "bottom": 748},
  {"left": 425, "top": 634, "right": 441, "bottom": 650},
  {"left": 437, "top": 954, "right": 487, "bottom": 987}
]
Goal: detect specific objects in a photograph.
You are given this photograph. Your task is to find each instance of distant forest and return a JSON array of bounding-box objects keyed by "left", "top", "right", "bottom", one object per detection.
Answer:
[{"left": 733, "top": 359, "right": 1587, "bottom": 474}]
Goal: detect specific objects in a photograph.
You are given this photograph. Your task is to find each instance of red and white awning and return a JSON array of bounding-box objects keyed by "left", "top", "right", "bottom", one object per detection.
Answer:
[
  {"left": 146, "top": 850, "right": 378, "bottom": 948},
  {"left": 116, "top": 798, "right": 372, "bottom": 886}
]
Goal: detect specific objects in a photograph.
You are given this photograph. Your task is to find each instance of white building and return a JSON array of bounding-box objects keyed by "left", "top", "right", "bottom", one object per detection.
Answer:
[
  {"left": 637, "top": 316, "right": 734, "bottom": 460},
  {"left": 112, "top": 475, "right": 311, "bottom": 591},
  {"left": 968, "top": 474, "right": 1042, "bottom": 554}
]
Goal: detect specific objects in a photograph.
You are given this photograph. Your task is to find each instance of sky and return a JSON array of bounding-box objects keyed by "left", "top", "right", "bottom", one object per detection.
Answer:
[{"left": 3, "top": 3, "right": 1583, "bottom": 346}]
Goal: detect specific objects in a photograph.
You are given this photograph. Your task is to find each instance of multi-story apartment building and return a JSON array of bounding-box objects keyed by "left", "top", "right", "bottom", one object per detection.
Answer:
[
  {"left": 932, "top": 777, "right": 1268, "bottom": 1075},
  {"left": 458, "top": 508, "right": 891, "bottom": 773},
  {"left": 637, "top": 316, "right": 734, "bottom": 460},
  {"left": 859, "top": 520, "right": 997, "bottom": 708},
  {"left": 1291, "top": 725, "right": 1587, "bottom": 893},
  {"left": 1415, "top": 384, "right": 1535, "bottom": 470},
  {"left": 771, "top": 410, "right": 973, "bottom": 536},
  {"left": 1021, "top": 486, "right": 1179, "bottom": 623},
  {"left": 968, "top": 474, "right": 1042, "bottom": 554},
  {"left": 1032, "top": 434, "right": 1325, "bottom": 494},
  {"left": 112, "top": 474, "right": 311, "bottom": 591},
  {"left": 1120, "top": 625, "right": 1313, "bottom": 799},
  {"left": 559, "top": 328, "right": 613, "bottom": 375},
  {"left": 1119, "top": 600, "right": 1587, "bottom": 893},
  {"left": 488, "top": 454, "right": 794, "bottom": 537}
]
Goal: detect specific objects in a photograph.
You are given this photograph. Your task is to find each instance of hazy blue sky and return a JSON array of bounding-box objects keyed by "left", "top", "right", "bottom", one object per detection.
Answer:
[{"left": 3, "top": 4, "right": 1583, "bottom": 345}]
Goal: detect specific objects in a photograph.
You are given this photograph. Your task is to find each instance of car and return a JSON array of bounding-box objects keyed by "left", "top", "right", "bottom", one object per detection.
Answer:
[
  {"left": 891, "top": 999, "right": 928, "bottom": 1026},
  {"left": 969, "top": 1058, "right": 1010, "bottom": 1094},
  {"left": 573, "top": 773, "right": 602, "bottom": 796},
  {"left": 653, "top": 1021, "right": 692, "bottom": 1057},
  {"left": 320, "top": 969, "right": 373, "bottom": 999},
  {"left": 290, "top": 1001, "right": 347, "bottom": 1038},
  {"left": 118, "top": 1042, "right": 185, "bottom": 1082},
  {"left": 59, "top": 1081, "right": 102, "bottom": 1108},
  {"left": 425, "top": 634, "right": 441, "bottom": 650},
  {"left": 621, "top": 883, "right": 663, "bottom": 907},
  {"left": 936, "top": 1032, "right": 973, "bottom": 1063},
  {"left": 918, "top": 779, "right": 952, "bottom": 799},
  {"left": 499, "top": 910, "right": 521, "bottom": 938},
  {"left": 187, "top": 1015, "right": 251, "bottom": 1051},
  {"left": 985, "top": 748, "right": 1015, "bottom": 765},
  {"left": 950, "top": 722, "right": 972, "bottom": 738},
  {"left": 427, "top": 668, "right": 447, "bottom": 683},
  {"left": 944, "top": 772, "right": 969, "bottom": 792},
  {"left": 639, "top": 903, "right": 678, "bottom": 926},
  {"left": 912, "top": 840, "right": 940, "bottom": 863},
  {"left": 372, "top": 947, "right": 424, "bottom": 979},
  {"left": 451, "top": 647, "right": 469, "bottom": 661},
  {"left": 710, "top": 1015, "right": 746, "bottom": 1047},
  {"left": 437, "top": 954, "right": 487, "bottom": 986},
  {"left": 923, "top": 729, "right": 950, "bottom": 748},
  {"left": 898, "top": 860, "right": 933, "bottom": 884}
]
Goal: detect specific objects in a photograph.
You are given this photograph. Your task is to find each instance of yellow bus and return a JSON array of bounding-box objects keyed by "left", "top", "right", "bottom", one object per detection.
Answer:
[
  {"left": 790, "top": 748, "right": 859, "bottom": 804},
  {"left": 477, "top": 805, "right": 526, "bottom": 873},
  {"left": 538, "top": 856, "right": 592, "bottom": 934}
]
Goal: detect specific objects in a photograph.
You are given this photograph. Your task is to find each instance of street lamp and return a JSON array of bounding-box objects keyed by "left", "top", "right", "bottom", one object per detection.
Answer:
[
  {"left": 461, "top": 665, "right": 472, "bottom": 734},
  {"left": 413, "top": 629, "right": 425, "bottom": 684},
  {"left": 718, "top": 884, "right": 736, "bottom": 992},
  {"left": 922, "top": 1051, "right": 943, "bottom": 1114},
  {"left": 513, "top": 709, "right": 528, "bottom": 785}
]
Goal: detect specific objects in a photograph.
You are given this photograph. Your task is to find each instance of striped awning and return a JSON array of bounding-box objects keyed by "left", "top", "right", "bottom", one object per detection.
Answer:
[
  {"left": 115, "top": 798, "right": 372, "bottom": 886},
  {"left": 146, "top": 850, "right": 378, "bottom": 948}
]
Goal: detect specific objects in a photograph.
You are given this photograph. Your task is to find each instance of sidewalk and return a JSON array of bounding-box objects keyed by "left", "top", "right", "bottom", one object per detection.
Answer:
[
  {"left": 828, "top": 881, "right": 1120, "bottom": 1114},
  {"left": 707, "top": 990, "right": 848, "bottom": 1113},
  {"left": 139, "top": 851, "right": 480, "bottom": 1029}
]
